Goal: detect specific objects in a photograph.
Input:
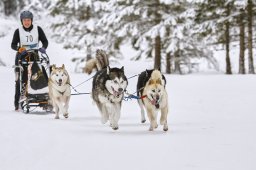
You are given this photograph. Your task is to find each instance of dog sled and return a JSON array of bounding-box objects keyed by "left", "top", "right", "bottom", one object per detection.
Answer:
[{"left": 16, "top": 51, "right": 53, "bottom": 113}]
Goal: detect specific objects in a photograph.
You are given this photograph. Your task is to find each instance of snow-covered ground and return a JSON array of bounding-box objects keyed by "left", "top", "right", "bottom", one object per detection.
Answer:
[{"left": 0, "top": 17, "right": 256, "bottom": 170}]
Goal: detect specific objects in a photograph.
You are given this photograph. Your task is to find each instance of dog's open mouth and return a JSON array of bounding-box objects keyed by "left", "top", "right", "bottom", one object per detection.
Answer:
[
  {"left": 111, "top": 87, "right": 122, "bottom": 97},
  {"left": 56, "top": 80, "right": 62, "bottom": 86},
  {"left": 150, "top": 99, "right": 158, "bottom": 105},
  {"left": 150, "top": 95, "right": 160, "bottom": 108},
  {"left": 151, "top": 99, "right": 160, "bottom": 109}
]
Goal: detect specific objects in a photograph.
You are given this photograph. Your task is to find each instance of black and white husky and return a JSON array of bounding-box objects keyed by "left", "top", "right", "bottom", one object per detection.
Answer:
[
  {"left": 137, "top": 69, "right": 169, "bottom": 131},
  {"left": 92, "top": 66, "right": 128, "bottom": 130}
]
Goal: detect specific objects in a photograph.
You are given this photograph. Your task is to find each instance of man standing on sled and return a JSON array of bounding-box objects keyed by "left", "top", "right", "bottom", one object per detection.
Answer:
[{"left": 11, "top": 10, "right": 48, "bottom": 111}]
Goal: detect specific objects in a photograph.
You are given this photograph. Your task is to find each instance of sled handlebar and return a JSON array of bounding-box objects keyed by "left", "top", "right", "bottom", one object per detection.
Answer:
[{"left": 12, "top": 65, "right": 24, "bottom": 72}]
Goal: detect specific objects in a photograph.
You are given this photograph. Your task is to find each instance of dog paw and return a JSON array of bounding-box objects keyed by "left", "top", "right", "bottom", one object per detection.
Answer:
[
  {"left": 141, "top": 119, "right": 146, "bottom": 123},
  {"left": 63, "top": 113, "right": 69, "bottom": 118},
  {"left": 163, "top": 125, "right": 168, "bottom": 131},
  {"left": 149, "top": 126, "right": 154, "bottom": 131},
  {"left": 153, "top": 122, "right": 158, "bottom": 129},
  {"left": 111, "top": 123, "right": 119, "bottom": 130},
  {"left": 55, "top": 115, "right": 59, "bottom": 119},
  {"left": 112, "top": 126, "right": 119, "bottom": 130}
]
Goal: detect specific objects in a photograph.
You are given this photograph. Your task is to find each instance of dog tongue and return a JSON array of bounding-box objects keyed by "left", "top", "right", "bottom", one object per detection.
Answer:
[
  {"left": 151, "top": 100, "right": 156, "bottom": 105},
  {"left": 112, "top": 87, "right": 121, "bottom": 97},
  {"left": 114, "top": 91, "right": 121, "bottom": 97},
  {"left": 151, "top": 100, "right": 159, "bottom": 108}
]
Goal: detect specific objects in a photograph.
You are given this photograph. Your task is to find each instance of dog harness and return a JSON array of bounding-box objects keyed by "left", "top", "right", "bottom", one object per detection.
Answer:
[
  {"left": 57, "top": 89, "right": 66, "bottom": 96},
  {"left": 49, "top": 79, "right": 68, "bottom": 96}
]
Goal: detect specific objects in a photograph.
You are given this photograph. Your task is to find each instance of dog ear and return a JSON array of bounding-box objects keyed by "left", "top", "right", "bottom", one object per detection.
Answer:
[
  {"left": 121, "top": 66, "right": 124, "bottom": 72},
  {"left": 65, "top": 70, "right": 70, "bottom": 84},
  {"left": 157, "top": 67, "right": 161, "bottom": 72},
  {"left": 107, "top": 66, "right": 110, "bottom": 75},
  {"left": 146, "top": 69, "right": 149, "bottom": 77},
  {"left": 51, "top": 64, "right": 56, "bottom": 71},
  {"left": 156, "top": 78, "right": 162, "bottom": 85},
  {"left": 62, "top": 64, "right": 65, "bottom": 69},
  {"left": 148, "top": 79, "right": 154, "bottom": 85}
]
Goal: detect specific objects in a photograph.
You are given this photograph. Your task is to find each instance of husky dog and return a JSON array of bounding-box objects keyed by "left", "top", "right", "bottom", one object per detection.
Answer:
[
  {"left": 92, "top": 66, "right": 128, "bottom": 130},
  {"left": 137, "top": 69, "right": 168, "bottom": 131},
  {"left": 48, "top": 64, "right": 71, "bottom": 119},
  {"left": 84, "top": 49, "right": 109, "bottom": 74}
]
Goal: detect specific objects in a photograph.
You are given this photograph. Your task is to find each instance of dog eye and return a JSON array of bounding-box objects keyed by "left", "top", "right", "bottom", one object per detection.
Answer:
[
  {"left": 121, "top": 81, "right": 124, "bottom": 84},
  {"left": 152, "top": 90, "right": 155, "bottom": 92},
  {"left": 158, "top": 89, "right": 161, "bottom": 92},
  {"left": 114, "top": 80, "right": 118, "bottom": 84}
]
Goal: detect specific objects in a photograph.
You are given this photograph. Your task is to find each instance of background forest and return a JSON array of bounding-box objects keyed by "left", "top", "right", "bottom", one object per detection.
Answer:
[{"left": 1, "top": 0, "right": 256, "bottom": 74}]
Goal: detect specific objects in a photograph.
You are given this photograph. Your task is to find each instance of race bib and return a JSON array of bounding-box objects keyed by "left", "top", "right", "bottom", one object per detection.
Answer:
[{"left": 19, "top": 25, "right": 39, "bottom": 50}]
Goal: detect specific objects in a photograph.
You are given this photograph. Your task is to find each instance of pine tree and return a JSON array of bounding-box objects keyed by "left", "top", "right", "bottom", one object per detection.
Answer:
[
  {"left": 46, "top": 0, "right": 219, "bottom": 74},
  {"left": 225, "top": 1, "right": 232, "bottom": 74},
  {"left": 3, "top": 0, "right": 17, "bottom": 16},
  {"left": 98, "top": 0, "right": 168, "bottom": 67},
  {"left": 195, "top": 0, "right": 236, "bottom": 74},
  {"left": 49, "top": 0, "right": 118, "bottom": 58},
  {"left": 166, "top": 52, "right": 171, "bottom": 74},
  {"left": 238, "top": 8, "right": 245, "bottom": 74},
  {"left": 247, "top": 0, "right": 255, "bottom": 74}
]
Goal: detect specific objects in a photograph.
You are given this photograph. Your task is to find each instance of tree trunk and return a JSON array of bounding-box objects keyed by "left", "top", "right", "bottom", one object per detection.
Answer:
[
  {"left": 86, "top": 45, "right": 92, "bottom": 60},
  {"left": 3, "top": 0, "right": 12, "bottom": 16},
  {"left": 154, "top": 35, "right": 161, "bottom": 70},
  {"left": 174, "top": 49, "right": 182, "bottom": 74},
  {"left": 153, "top": 0, "right": 161, "bottom": 70},
  {"left": 239, "top": 8, "right": 245, "bottom": 74},
  {"left": 17, "top": 0, "right": 25, "bottom": 12},
  {"left": 225, "top": 3, "right": 232, "bottom": 74},
  {"left": 166, "top": 52, "right": 171, "bottom": 74},
  {"left": 3, "top": 0, "right": 17, "bottom": 16},
  {"left": 247, "top": 0, "right": 255, "bottom": 74}
]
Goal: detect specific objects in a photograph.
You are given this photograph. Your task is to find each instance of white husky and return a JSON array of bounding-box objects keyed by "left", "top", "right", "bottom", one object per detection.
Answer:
[{"left": 48, "top": 64, "right": 71, "bottom": 119}]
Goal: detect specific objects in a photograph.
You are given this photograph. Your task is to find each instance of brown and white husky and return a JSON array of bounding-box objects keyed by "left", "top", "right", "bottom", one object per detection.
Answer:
[{"left": 137, "top": 69, "right": 168, "bottom": 131}]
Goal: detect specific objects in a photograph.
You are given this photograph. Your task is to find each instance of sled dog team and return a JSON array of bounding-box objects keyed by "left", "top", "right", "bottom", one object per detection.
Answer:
[{"left": 49, "top": 49, "right": 169, "bottom": 131}]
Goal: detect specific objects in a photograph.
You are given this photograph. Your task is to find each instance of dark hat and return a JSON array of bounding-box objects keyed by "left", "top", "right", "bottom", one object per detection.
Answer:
[{"left": 20, "top": 10, "right": 33, "bottom": 21}]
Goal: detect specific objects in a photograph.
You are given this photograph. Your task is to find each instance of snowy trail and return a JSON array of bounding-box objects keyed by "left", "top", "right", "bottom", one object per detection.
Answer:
[{"left": 1, "top": 63, "right": 256, "bottom": 170}]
